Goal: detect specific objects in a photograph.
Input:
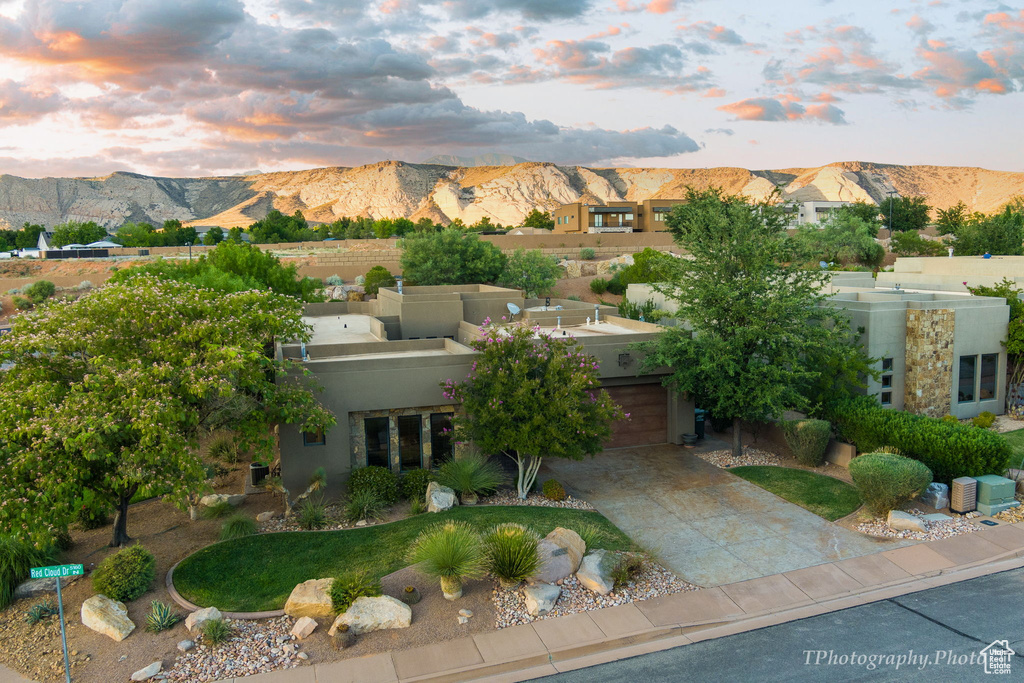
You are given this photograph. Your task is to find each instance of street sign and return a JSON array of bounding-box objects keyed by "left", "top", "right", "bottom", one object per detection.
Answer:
[
  {"left": 30, "top": 564, "right": 82, "bottom": 683},
  {"left": 29, "top": 564, "right": 83, "bottom": 580}
]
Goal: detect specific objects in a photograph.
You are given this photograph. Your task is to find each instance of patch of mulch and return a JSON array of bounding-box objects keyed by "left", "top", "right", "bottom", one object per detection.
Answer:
[
  {"left": 854, "top": 508, "right": 981, "bottom": 541},
  {"left": 493, "top": 552, "right": 697, "bottom": 629}
]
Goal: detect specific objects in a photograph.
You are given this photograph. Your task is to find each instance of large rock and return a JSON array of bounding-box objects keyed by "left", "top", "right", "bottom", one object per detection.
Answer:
[
  {"left": 919, "top": 483, "right": 950, "bottom": 510},
  {"left": 328, "top": 596, "right": 412, "bottom": 636},
  {"left": 256, "top": 511, "right": 277, "bottom": 522},
  {"left": 887, "top": 510, "right": 927, "bottom": 533},
  {"left": 290, "top": 616, "right": 318, "bottom": 640},
  {"left": 544, "top": 527, "right": 586, "bottom": 572},
  {"left": 199, "top": 493, "right": 246, "bottom": 508},
  {"left": 131, "top": 661, "right": 162, "bottom": 681},
  {"left": 523, "top": 583, "right": 561, "bottom": 617},
  {"left": 284, "top": 578, "right": 335, "bottom": 618},
  {"left": 576, "top": 550, "right": 616, "bottom": 596},
  {"left": 528, "top": 540, "right": 574, "bottom": 585},
  {"left": 185, "top": 606, "right": 223, "bottom": 633},
  {"left": 13, "top": 574, "right": 80, "bottom": 601},
  {"left": 426, "top": 481, "right": 457, "bottom": 513},
  {"left": 81, "top": 594, "right": 135, "bottom": 642}
]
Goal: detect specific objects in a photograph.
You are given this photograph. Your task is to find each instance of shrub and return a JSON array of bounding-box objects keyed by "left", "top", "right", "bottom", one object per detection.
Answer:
[
  {"left": 436, "top": 454, "right": 507, "bottom": 497},
  {"left": 201, "top": 501, "right": 235, "bottom": 519},
  {"left": 611, "top": 554, "right": 645, "bottom": 589},
  {"left": 13, "top": 295, "right": 31, "bottom": 310},
  {"left": 606, "top": 272, "right": 626, "bottom": 295},
  {"left": 364, "top": 265, "right": 397, "bottom": 295},
  {"left": 823, "top": 395, "right": 1012, "bottom": 483},
  {"left": 941, "top": 415, "right": 959, "bottom": 424},
  {"left": 296, "top": 496, "right": 329, "bottom": 530},
  {"left": 617, "top": 298, "right": 665, "bottom": 322},
  {"left": 329, "top": 571, "right": 382, "bottom": 613},
  {"left": 1, "top": 538, "right": 55, "bottom": 609},
  {"left": 483, "top": 523, "right": 540, "bottom": 587},
  {"left": 579, "top": 248, "right": 596, "bottom": 260},
  {"left": 345, "top": 489, "right": 385, "bottom": 522},
  {"left": 25, "top": 599, "right": 59, "bottom": 625},
  {"left": 326, "top": 275, "right": 344, "bottom": 286},
  {"left": 589, "top": 278, "right": 608, "bottom": 295},
  {"left": 409, "top": 498, "right": 426, "bottom": 515},
  {"left": 91, "top": 544, "right": 156, "bottom": 602},
  {"left": 220, "top": 514, "right": 257, "bottom": 541},
  {"left": 542, "top": 479, "right": 567, "bottom": 501},
  {"left": 24, "top": 280, "right": 55, "bottom": 304},
  {"left": 572, "top": 522, "right": 612, "bottom": 550},
  {"left": 74, "top": 496, "right": 110, "bottom": 530},
  {"left": 407, "top": 520, "right": 487, "bottom": 598},
  {"left": 849, "top": 452, "right": 933, "bottom": 516},
  {"left": 201, "top": 617, "right": 232, "bottom": 646},
  {"left": 77, "top": 280, "right": 94, "bottom": 291},
  {"left": 400, "top": 468, "right": 436, "bottom": 502},
  {"left": 781, "top": 419, "right": 832, "bottom": 467},
  {"left": 348, "top": 466, "right": 400, "bottom": 506},
  {"left": 972, "top": 411, "right": 996, "bottom": 429},
  {"left": 566, "top": 295, "right": 582, "bottom": 302},
  {"left": 207, "top": 434, "right": 239, "bottom": 463},
  {"left": 145, "top": 600, "right": 182, "bottom": 633}
]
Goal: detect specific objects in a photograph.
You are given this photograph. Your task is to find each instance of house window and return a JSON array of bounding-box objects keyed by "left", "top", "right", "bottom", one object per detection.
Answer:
[
  {"left": 430, "top": 413, "right": 454, "bottom": 466},
  {"left": 980, "top": 353, "right": 998, "bottom": 400},
  {"left": 881, "top": 391, "right": 892, "bottom": 406},
  {"left": 302, "top": 429, "right": 325, "bottom": 446},
  {"left": 364, "top": 417, "right": 390, "bottom": 467},
  {"left": 654, "top": 213, "right": 665, "bottom": 222},
  {"left": 882, "top": 357, "right": 893, "bottom": 372},
  {"left": 881, "top": 375, "right": 892, "bottom": 388},
  {"left": 879, "top": 357, "right": 894, "bottom": 406},
  {"left": 958, "top": 355, "right": 977, "bottom": 403},
  {"left": 593, "top": 214, "right": 604, "bottom": 227},
  {"left": 398, "top": 415, "right": 422, "bottom": 471}
]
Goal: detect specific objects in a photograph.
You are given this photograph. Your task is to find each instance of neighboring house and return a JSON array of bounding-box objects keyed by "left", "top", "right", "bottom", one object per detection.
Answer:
[
  {"left": 628, "top": 272, "right": 1010, "bottom": 420},
  {"left": 877, "top": 255, "right": 1024, "bottom": 292},
  {"left": 276, "top": 284, "right": 694, "bottom": 498},
  {"left": 552, "top": 199, "right": 686, "bottom": 234},
  {"left": 789, "top": 200, "right": 851, "bottom": 225}
]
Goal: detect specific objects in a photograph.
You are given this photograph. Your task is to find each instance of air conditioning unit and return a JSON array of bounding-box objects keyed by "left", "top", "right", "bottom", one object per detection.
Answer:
[{"left": 950, "top": 477, "right": 977, "bottom": 514}]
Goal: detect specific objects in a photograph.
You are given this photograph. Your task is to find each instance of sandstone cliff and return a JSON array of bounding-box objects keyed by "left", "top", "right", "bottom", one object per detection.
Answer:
[{"left": 1, "top": 161, "right": 1022, "bottom": 230}]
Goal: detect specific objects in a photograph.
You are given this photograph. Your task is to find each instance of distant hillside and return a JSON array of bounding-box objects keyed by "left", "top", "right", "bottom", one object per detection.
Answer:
[
  {"left": 422, "top": 153, "right": 531, "bottom": 166},
  {"left": 1, "top": 161, "right": 1022, "bottom": 230}
]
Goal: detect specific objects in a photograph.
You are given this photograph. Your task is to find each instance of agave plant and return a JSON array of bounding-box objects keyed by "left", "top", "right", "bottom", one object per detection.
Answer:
[
  {"left": 145, "top": 600, "right": 182, "bottom": 633},
  {"left": 407, "top": 520, "right": 487, "bottom": 600},
  {"left": 483, "top": 523, "right": 540, "bottom": 588}
]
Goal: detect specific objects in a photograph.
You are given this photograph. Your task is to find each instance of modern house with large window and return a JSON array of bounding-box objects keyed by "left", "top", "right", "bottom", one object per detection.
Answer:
[
  {"left": 551, "top": 199, "right": 685, "bottom": 234},
  {"left": 276, "top": 285, "right": 694, "bottom": 498}
]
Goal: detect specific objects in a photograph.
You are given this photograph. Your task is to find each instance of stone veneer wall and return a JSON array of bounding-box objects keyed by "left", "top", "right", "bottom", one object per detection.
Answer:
[
  {"left": 904, "top": 309, "right": 954, "bottom": 417},
  {"left": 349, "top": 405, "right": 456, "bottom": 471}
]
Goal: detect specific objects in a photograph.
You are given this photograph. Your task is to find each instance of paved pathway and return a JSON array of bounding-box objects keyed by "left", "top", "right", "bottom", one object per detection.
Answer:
[{"left": 542, "top": 442, "right": 909, "bottom": 586}]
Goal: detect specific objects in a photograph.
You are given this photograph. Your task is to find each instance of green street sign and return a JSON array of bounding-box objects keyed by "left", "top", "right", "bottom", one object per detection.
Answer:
[{"left": 30, "top": 564, "right": 84, "bottom": 580}]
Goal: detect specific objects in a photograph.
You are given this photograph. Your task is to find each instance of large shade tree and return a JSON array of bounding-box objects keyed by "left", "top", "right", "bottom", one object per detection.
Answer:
[
  {"left": 0, "top": 277, "right": 334, "bottom": 547},
  {"left": 443, "top": 322, "right": 624, "bottom": 498},
  {"left": 400, "top": 229, "right": 507, "bottom": 285},
  {"left": 639, "top": 187, "right": 871, "bottom": 457}
]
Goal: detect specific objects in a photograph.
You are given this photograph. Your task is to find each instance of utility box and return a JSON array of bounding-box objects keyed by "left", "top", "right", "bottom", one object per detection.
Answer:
[
  {"left": 974, "top": 475, "right": 1019, "bottom": 516},
  {"left": 951, "top": 477, "right": 977, "bottom": 514}
]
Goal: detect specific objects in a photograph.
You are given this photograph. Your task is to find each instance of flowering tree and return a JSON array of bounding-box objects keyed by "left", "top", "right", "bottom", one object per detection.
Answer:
[
  {"left": 443, "top": 321, "right": 625, "bottom": 499},
  {"left": 0, "top": 277, "right": 335, "bottom": 547}
]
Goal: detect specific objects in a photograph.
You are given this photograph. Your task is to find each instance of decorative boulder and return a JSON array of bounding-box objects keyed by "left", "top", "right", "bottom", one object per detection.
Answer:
[
  {"left": 290, "top": 616, "right": 318, "bottom": 640},
  {"left": 199, "top": 493, "right": 246, "bottom": 508},
  {"left": 185, "top": 606, "right": 223, "bottom": 633},
  {"left": 81, "top": 594, "right": 135, "bottom": 642},
  {"left": 887, "top": 510, "right": 927, "bottom": 533},
  {"left": 256, "top": 511, "right": 277, "bottom": 523},
  {"left": 328, "top": 596, "right": 412, "bottom": 636},
  {"left": 284, "top": 578, "right": 335, "bottom": 618},
  {"left": 919, "top": 483, "right": 950, "bottom": 510},
  {"left": 544, "top": 528, "right": 586, "bottom": 572},
  {"left": 14, "top": 574, "right": 80, "bottom": 601},
  {"left": 177, "top": 640, "right": 194, "bottom": 653},
  {"left": 576, "top": 550, "right": 616, "bottom": 596},
  {"left": 130, "top": 661, "right": 162, "bottom": 681},
  {"left": 523, "top": 583, "right": 561, "bottom": 617},
  {"left": 528, "top": 540, "right": 574, "bottom": 585},
  {"left": 426, "top": 481, "right": 457, "bottom": 513}
]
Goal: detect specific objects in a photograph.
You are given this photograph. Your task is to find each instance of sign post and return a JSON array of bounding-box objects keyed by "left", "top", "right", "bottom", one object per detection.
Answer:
[{"left": 30, "top": 564, "right": 84, "bottom": 683}]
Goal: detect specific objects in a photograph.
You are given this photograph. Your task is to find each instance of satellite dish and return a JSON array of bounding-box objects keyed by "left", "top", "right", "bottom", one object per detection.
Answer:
[{"left": 506, "top": 302, "right": 521, "bottom": 319}]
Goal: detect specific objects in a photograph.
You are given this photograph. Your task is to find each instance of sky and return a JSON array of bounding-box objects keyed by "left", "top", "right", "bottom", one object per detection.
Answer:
[{"left": 0, "top": 0, "right": 1021, "bottom": 178}]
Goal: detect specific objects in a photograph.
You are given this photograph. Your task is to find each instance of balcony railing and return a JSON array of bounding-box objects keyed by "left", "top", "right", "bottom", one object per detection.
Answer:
[{"left": 588, "top": 225, "right": 634, "bottom": 233}]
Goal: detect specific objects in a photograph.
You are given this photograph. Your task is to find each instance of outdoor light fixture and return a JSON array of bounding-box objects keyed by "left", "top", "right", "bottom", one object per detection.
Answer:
[
  {"left": 618, "top": 353, "right": 631, "bottom": 368},
  {"left": 185, "top": 241, "right": 192, "bottom": 260}
]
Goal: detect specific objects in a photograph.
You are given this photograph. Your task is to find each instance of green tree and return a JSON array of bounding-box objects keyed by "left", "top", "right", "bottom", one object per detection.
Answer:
[
  {"left": 936, "top": 201, "right": 970, "bottom": 235},
  {"left": 400, "top": 229, "right": 507, "bottom": 285},
  {"left": 521, "top": 209, "right": 554, "bottom": 231},
  {"left": 791, "top": 213, "right": 884, "bottom": 267},
  {"left": 879, "top": 195, "right": 931, "bottom": 233},
  {"left": 968, "top": 279, "right": 1024, "bottom": 405},
  {"left": 638, "top": 187, "right": 869, "bottom": 457},
  {"left": 226, "top": 227, "right": 245, "bottom": 243},
  {"left": 951, "top": 203, "right": 1024, "bottom": 256},
  {"left": 162, "top": 220, "right": 198, "bottom": 247},
  {"left": 364, "top": 265, "right": 397, "bottom": 295},
  {"left": 202, "top": 227, "right": 225, "bottom": 246},
  {"left": 834, "top": 201, "right": 881, "bottom": 228},
  {"left": 497, "top": 249, "right": 561, "bottom": 297},
  {"left": 15, "top": 223, "right": 45, "bottom": 249},
  {"left": 50, "top": 221, "right": 107, "bottom": 247},
  {"left": 442, "top": 322, "right": 624, "bottom": 498},
  {"left": 0, "top": 277, "right": 334, "bottom": 547},
  {"left": 114, "top": 222, "right": 160, "bottom": 247},
  {"left": 617, "top": 248, "right": 677, "bottom": 286},
  {"left": 891, "top": 230, "right": 947, "bottom": 256}
]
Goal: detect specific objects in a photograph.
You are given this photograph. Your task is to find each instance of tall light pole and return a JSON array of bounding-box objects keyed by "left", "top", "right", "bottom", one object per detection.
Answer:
[{"left": 185, "top": 240, "right": 192, "bottom": 260}]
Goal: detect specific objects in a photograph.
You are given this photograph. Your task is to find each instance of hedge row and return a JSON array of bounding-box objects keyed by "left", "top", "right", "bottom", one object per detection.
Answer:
[{"left": 823, "top": 396, "right": 1012, "bottom": 483}]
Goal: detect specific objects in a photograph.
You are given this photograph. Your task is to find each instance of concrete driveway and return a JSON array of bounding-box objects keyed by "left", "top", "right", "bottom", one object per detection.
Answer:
[{"left": 542, "top": 442, "right": 910, "bottom": 587}]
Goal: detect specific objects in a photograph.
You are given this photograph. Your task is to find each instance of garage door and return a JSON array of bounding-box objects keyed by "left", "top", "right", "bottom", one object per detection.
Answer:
[{"left": 603, "top": 384, "right": 668, "bottom": 449}]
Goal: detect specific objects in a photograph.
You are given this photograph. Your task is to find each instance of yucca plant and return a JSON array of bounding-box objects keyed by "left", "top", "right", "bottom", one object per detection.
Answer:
[
  {"left": 220, "top": 514, "right": 257, "bottom": 541},
  {"left": 207, "top": 434, "right": 239, "bottom": 463},
  {"left": 201, "top": 617, "right": 232, "bottom": 646},
  {"left": 297, "top": 496, "right": 329, "bottom": 530},
  {"left": 145, "top": 600, "right": 182, "bottom": 633},
  {"left": 483, "top": 523, "right": 540, "bottom": 588},
  {"left": 436, "top": 454, "right": 507, "bottom": 503},
  {"left": 407, "top": 521, "right": 487, "bottom": 600},
  {"left": 345, "top": 489, "right": 384, "bottom": 523}
]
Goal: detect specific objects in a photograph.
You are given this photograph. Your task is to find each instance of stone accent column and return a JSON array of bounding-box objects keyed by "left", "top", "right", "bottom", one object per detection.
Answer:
[
  {"left": 421, "top": 415, "right": 432, "bottom": 469},
  {"left": 389, "top": 413, "right": 401, "bottom": 471},
  {"left": 904, "top": 309, "right": 954, "bottom": 417}
]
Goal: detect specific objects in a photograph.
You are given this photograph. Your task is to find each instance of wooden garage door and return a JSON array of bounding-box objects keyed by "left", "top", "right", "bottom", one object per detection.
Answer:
[{"left": 603, "top": 384, "right": 668, "bottom": 449}]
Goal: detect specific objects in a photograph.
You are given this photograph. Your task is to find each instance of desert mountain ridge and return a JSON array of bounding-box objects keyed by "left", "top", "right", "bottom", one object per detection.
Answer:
[{"left": 1, "top": 160, "right": 1022, "bottom": 230}]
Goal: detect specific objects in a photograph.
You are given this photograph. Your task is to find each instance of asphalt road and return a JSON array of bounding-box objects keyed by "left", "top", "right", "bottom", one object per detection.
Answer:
[{"left": 540, "top": 568, "right": 1024, "bottom": 682}]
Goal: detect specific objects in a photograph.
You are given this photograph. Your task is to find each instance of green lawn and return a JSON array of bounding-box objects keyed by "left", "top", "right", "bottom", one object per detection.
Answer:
[
  {"left": 728, "top": 466, "right": 862, "bottom": 521},
  {"left": 1003, "top": 428, "right": 1024, "bottom": 466},
  {"left": 172, "top": 506, "right": 632, "bottom": 612}
]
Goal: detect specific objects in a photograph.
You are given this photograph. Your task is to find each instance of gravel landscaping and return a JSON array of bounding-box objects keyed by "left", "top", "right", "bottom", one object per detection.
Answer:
[
  {"left": 695, "top": 446, "right": 782, "bottom": 468},
  {"left": 854, "top": 508, "right": 982, "bottom": 541},
  {"left": 492, "top": 552, "right": 697, "bottom": 629},
  {"left": 993, "top": 494, "right": 1024, "bottom": 523},
  {"left": 485, "top": 491, "right": 595, "bottom": 510},
  {"left": 164, "top": 617, "right": 303, "bottom": 682}
]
